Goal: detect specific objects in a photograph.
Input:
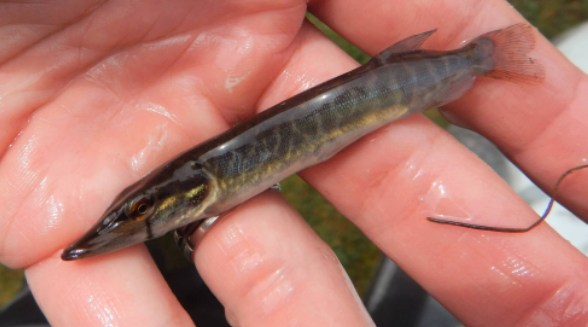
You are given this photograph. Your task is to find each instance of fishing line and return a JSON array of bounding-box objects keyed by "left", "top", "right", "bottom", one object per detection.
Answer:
[{"left": 427, "top": 164, "right": 588, "bottom": 232}]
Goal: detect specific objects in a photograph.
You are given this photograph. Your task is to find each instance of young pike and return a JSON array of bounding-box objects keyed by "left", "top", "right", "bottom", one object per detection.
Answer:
[{"left": 63, "top": 24, "right": 544, "bottom": 260}]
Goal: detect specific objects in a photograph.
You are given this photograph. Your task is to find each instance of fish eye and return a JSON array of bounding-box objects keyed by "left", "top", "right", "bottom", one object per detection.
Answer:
[
  {"left": 127, "top": 195, "right": 154, "bottom": 220},
  {"left": 137, "top": 203, "right": 149, "bottom": 215}
]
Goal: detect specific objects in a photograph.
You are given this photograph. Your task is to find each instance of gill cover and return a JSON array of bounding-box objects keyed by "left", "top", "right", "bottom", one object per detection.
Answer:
[{"left": 62, "top": 160, "right": 215, "bottom": 260}]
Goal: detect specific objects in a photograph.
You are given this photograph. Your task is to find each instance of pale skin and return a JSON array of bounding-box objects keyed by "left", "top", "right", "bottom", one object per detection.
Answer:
[{"left": 1, "top": 0, "right": 587, "bottom": 326}]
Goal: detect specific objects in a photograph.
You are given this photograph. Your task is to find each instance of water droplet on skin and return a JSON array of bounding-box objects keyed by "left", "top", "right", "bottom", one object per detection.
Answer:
[
  {"left": 141, "top": 101, "right": 176, "bottom": 122},
  {"left": 420, "top": 179, "right": 473, "bottom": 221},
  {"left": 130, "top": 123, "right": 169, "bottom": 172},
  {"left": 412, "top": 169, "right": 424, "bottom": 181},
  {"left": 225, "top": 75, "right": 246, "bottom": 93},
  {"left": 249, "top": 268, "right": 295, "bottom": 316},
  {"left": 45, "top": 195, "right": 64, "bottom": 230}
]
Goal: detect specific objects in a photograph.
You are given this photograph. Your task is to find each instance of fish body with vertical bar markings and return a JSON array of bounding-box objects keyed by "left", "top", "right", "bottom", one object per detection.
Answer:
[{"left": 62, "top": 24, "right": 544, "bottom": 260}]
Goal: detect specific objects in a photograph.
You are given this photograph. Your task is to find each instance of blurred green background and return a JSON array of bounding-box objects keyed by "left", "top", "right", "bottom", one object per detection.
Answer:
[{"left": 1, "top": 0, "right": 587, "bottom": 310}]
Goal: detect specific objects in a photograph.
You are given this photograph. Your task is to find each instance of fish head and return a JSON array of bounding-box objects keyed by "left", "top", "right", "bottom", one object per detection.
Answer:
[{"left": 62, "top": 160, "right": 216, "bottom": 260}]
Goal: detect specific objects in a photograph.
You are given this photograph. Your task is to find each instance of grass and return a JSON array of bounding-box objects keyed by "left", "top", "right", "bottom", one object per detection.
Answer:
[
  {"left": 0, "top": 265, "right": 24, "bottom": 307},
  {"left": 510, "top": 0, "right": 588, "bottom": 38},
  {"left": 281, "top": 175, "right": 381, "bottom": 295},
  {"left": 1, "top": 0, "right": 587, "bottom": 310}
]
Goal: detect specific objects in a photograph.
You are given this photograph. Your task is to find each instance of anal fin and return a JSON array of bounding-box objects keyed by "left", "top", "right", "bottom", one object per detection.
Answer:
[{"left": 434, "top": 76, "right": 476, "bottom": 108}]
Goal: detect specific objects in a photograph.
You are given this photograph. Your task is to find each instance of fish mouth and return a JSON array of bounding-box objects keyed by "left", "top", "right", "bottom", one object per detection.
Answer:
[
  {"left": 61, "top": 245, "right": 92, "bottom": 261},
  {"left": 61, "top": 229, "right": 122, "bottom": 261},
  {"left": 61, "top": 210, "right": 152, "bottom": 261},
  {"left": 61, "top": 216, "right": 128, "bottom": 261}
]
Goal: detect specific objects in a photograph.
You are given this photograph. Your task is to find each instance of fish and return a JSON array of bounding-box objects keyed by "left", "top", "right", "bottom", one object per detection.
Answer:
[{"left": 62, "top": 24, "right": 544, "bottom": 260}]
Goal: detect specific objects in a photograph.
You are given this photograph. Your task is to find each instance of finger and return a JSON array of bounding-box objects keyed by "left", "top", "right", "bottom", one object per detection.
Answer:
[
  {"left": 256, "top": 23, "right": 588, "bottom": 326},
  {"left": 0, "top": 0, "right": 306, "bottom": 267},
  {"left": 0, "top": 0, "right": 194, "bottom": 157},
  {"left": 0, "top": 1, "right": 103, "bottom": 63},
  {"left": 26, "top": 245, "right": 194, "bottom": 327},
  {"left": 303, "top": 115, "right": 588, "bottom": 326},
  {"left": 0, "top": 0, "right": 302, "bottom": 155},
  {"left": 308, "top": 0, "right": 588, "bottom": 220},
  {"left": 193, "top": 191, "right": 375, "bottom": 327},
  {"left": 3, "top": 2, "right": 308, "bottom": 326}
]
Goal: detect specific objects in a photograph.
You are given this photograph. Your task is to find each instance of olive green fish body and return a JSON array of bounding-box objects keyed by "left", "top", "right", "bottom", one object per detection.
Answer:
[{"left": 62, "top": 24, "right": 544, "bottom": 260}]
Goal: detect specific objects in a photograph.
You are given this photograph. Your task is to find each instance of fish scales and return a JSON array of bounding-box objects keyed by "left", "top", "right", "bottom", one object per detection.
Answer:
[
  {"left": 62, "top": 24, "right": 545, "bottom": 260},
  {"left": 201, "top": 53, "right": 472, "bottom": 212}
]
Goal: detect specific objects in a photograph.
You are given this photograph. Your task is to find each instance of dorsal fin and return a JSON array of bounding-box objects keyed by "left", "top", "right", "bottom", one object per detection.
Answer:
[{"left": 373, "top": 29, "right": 437, "bottom": 63}]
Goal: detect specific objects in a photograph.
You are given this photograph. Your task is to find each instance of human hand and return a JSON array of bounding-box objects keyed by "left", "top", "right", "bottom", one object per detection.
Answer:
[{"left": 1, "top": 0, "right": 587, "bottom": 326}]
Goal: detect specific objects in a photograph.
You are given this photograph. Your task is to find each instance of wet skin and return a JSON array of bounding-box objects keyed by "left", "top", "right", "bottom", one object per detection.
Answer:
[{"left": 1, "top": 1, "right": 588, "bottom": 327}]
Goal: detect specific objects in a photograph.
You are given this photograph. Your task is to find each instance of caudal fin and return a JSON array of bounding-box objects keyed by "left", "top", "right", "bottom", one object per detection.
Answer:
[{"left": 471, "top": 24, "right": 545, "bottom": 84}]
